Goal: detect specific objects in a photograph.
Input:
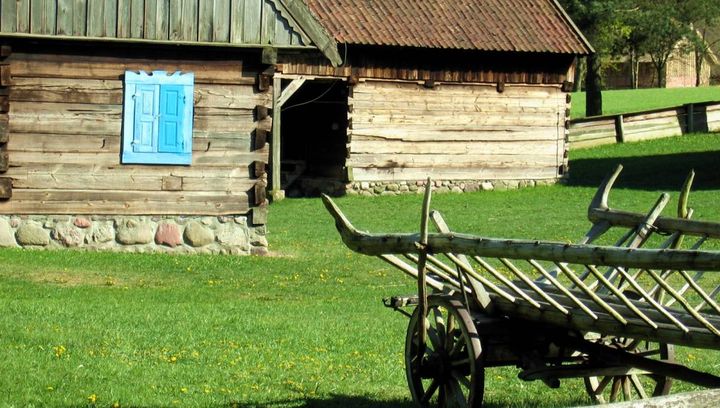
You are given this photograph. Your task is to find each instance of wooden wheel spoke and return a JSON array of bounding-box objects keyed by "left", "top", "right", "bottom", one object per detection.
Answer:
[
  {"left": 452, "top": 370, "right": 472, "bottom": 389},
  {"left": 594, "top": 376, "right": 612, "bottom": 394},
  {"left": 445, "top": 312, "right": 456, "bottom": 351},
  {"left": 444, "top": 379, "right": 467, "bottom": 408},
  {"left": 610, "top": 377, "right": 622, "bottom": 402},
  {"left": 630, "top": 374, "right": 649, "bottom": 399},
  {"left": 421, "top": 378, "right": 441, "bottom": 404},
  {"left": 433, "top": 307, "right": 447, "bottom": 347},
  {"left": 622, "top": 377, "right": 632, "bottom": 400},
  {"left": 427, "top": 323, "right": 443, "bottom": 351}
]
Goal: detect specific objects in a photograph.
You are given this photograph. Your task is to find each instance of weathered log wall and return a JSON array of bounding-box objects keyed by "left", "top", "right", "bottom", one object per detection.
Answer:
[
  {"left": 2, "top": 46, "right": 271, "bottom": 217},
  {"left": 347, "top": 80, "right": 568, "bottom": 183}
]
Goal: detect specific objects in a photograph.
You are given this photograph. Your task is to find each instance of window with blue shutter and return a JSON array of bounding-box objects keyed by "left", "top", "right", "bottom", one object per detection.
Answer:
[{"left": 122, "top": 71, "right": 194, "bottom": 165}]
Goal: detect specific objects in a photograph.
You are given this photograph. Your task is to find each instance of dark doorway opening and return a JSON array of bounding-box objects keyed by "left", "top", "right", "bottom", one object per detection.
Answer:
[{"left": 280, "top": 79, "right": 349, "bottom": 197}]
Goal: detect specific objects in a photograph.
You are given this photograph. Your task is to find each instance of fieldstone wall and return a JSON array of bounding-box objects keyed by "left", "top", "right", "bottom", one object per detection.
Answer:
[
  {"left": 346, "top": 179, "right": 558, "bottom": 196},
  {"left": 0, "top": 215, "right": 268, "bottom": 255}
]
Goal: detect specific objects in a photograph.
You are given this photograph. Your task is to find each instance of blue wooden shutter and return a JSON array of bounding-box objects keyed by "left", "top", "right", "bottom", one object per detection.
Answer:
[
  {"left": 133, "top": 84, "right": 159, "bottom": 153},
  {"left": 158, "top": 85, "right": 185, "bottom": 153}
]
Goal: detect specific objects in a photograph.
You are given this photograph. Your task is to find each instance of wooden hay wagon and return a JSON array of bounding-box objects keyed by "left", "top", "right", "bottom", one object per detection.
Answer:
[{"left": 322, "top": 165, "right": 720, "bottom": 407}]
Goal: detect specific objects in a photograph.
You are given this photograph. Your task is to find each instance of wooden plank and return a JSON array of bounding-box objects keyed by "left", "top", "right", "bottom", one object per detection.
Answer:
[
  {"left": 350, "top": 127, "right": 560, "bottom": 142},
  {"left": 31, "top": 0, "right": 56, "bottom": 34},
  {"left": 144, "top": 0, "right": 158, "bottom": 40},
  {"left": 352, "top": 112, "right": 557, "bottom": 127},
  {"left": 0, "top": 189, "right": 251, "bottom": 215},
  {"left": 8, "top": 132, "right": 253, "bottom": 153},
  {"left": 8, "top": 170, "right": 257, "bottom": 192},
  {"left": 351, "top": 166, "right": 559, "bottom": 182},
  {"left": 212, "top": 0, "right": 230, "bottom": 42},
  {"left": 260, "top": 0, "right": 276, "bottom": 44},
  {"left": 16, "top": 0, "right": 30, "bottom": 33},
  {"left": 55, "top": 0, "right": 74, "bottom": 35},
  {"left": 10, "top": 77, "right": 270, "bottom": 107},
  {"left": 86, "top": 0, "right": 104, "bottom": 37},
  {"left": 229, "top": 0, "right": 244, "bottom": 43},
  {"left": 197, "top": 0, "right": 213, "bottom": 42},
  {"left": 155, "top": 0, "right": 169, "bottom": 40},
  {"left": 10, "top": 53, "right": 252, "bottom": 85},
  {"left": 1, "top": 0, "right": 18, "bottom": 32},
  {"left": 129, "top": 0, "right": 144, "bottom": 37},
  {"left": 169, "top": 0, "right": 197, "bottom": 41},
  {"left": 117, "top": 0, "right": 131, "bottom": 37},
  {"left": 347, "top": 153, "right": 560, "bottom": 169},
  {"left": 72, "top": 0, "right": 86, "bottom": 36},
  {"left": 350, "top": 140, "right": 561, "bottom": 156},
  {"left": 243, "top": 0, "right": 262, "bottom": 43},
  {"left": 5, "top": 163, "right": 253, "bottom": 178},
  {"left": 8, "top": 149, "right": 267, "bottom": 167}
]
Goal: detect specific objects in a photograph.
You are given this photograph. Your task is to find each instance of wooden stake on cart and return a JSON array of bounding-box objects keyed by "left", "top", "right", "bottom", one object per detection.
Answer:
[{"left": 416, "top": 180, "right": 433, "bottom": 365}]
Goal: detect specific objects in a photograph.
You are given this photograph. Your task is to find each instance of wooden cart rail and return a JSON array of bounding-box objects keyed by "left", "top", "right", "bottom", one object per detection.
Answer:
[{"left": 322, "top": 165, "right": 720, "bottom": 406}]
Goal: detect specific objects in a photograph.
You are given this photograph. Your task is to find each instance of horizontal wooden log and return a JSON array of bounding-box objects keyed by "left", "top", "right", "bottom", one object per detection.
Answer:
[
  {"left": 11, "top": 77, "right": 271, "bottom": 108},
  {"left": 6, "top": 171, "right": 257, "bottom": 193},
  {"left": 350, "top": 139, "right": 562, "bottom": 155},
  {"left": 351, "top": 112, "right": 560, "bottom": 127},
  {"left": 8, "top": 133, "right": 253, "bottom": 153},
  {"left": 353, "top": 81, "right": 561, "bottom": 98},
  {"left": 10, "top": 101, "right": 263, "bottom": 135},
  {"left": 4, "top": 163, "right": 252, "bottom": 178},
  {"left": 10, "top": 53, "right": 256, "bottom": 85},
  {"left": 322, "top": 195, "right": 720, "bottom": 271},
  {"left": 8, "top": 149, "right": 268, "bottom": 168},
  {"left": 347, "top": 153, "right": 560, "bottom": 169},
  {"left": 350, "top": 126, "right": 561, "bottom": 142},
  {"left": 0, "top": 189, "right": 251, "bottom": 215},
  {"left": 350, "top": 166, "right": 560, "bottom": 181}
]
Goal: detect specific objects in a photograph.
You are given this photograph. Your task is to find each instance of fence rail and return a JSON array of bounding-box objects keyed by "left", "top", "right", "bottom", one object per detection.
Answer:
[{"left": 569, "top": 101, "right": 720, "bottom": 149}]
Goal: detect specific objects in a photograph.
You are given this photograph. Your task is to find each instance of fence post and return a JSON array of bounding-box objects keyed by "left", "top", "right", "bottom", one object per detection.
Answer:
[
  {"left": 686, "top": 103, "right": 695, "bottom": 134},
  {"left": 614, "top": 114, "right": 625, "bottom": 143}
]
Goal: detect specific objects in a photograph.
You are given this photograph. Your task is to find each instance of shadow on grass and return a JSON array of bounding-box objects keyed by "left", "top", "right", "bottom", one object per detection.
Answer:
[
  {"left": 568, "top": 150, "right": 720, "bottom": 191},
  {"left": 222, "top": 394, "right": 586, "bottom": 408}
]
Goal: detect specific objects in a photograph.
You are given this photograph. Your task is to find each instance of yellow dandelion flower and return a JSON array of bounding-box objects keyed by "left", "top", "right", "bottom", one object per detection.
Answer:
[
  {"left": 180, "top": 387, "right": 188, "bottom": 393},
  {"left": 87, "top": 394, "right": 97, "bottom": 404}
]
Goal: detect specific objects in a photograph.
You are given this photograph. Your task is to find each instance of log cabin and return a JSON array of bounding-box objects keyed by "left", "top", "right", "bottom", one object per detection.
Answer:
[
  {"left": 0, "top": 0, "right": 591, "bottom": 253},
  {"left": 273, "top": 0, "right": 593, "bottom": 198}
]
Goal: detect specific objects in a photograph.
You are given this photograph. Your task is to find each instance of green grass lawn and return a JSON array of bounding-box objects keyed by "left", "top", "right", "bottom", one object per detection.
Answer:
[
  {"left": 2, "top": 134, "right": 720, "bottom": 407},
  {"left": 571, "top": 86, "right": 720, "bottom": 119}
]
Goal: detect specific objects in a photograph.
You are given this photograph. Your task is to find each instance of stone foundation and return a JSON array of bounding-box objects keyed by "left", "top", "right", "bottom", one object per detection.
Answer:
[
  {"left": 346, "top": 179, "right": 558, "bottom": 196},
  {"left": 0, "top": 214, "right": 268, "bottom": 255}
]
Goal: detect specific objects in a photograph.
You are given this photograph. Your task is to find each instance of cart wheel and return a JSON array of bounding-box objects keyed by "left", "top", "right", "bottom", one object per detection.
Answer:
[
  {"left": 405, "top": 297, "right": 484, "bottom": 408},
  {"left": 584, "top": 337, "right": 674, "bottom": 404}
]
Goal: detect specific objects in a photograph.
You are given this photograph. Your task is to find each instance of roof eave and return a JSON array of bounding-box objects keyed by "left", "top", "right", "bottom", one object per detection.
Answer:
[
  {"left": 550, "top": 0, "right": 595, "bottom": 55},
  {"left": 277, "top": 0, "right": 343, "bottom": 66}
]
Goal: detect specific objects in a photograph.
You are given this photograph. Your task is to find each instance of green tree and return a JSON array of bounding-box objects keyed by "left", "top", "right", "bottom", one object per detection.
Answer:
[
  {"left": 558, "top": 0, "right": 631, "bottom": 116},
  {"left": 632, "top": 1, "right": 691, "bottom": 88},
  {"left": 680, "top": 0, "right": 720, "bottom": 86}
]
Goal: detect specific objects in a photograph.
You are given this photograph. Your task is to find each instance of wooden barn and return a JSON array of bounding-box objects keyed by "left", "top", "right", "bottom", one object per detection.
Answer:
[
  {"left": 0, "top": 0, "right": 342, "bottom": 253},
  {"left": 0, "top": 0, "right": 591, "bottom": 253},
  {"left": 270, "top": 0, "right": 592, "bottom": 198}
]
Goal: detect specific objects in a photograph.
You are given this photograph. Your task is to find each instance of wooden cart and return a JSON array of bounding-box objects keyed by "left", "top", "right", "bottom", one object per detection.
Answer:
[{"left": 322, "top": 165, "right": 720, "bottom": 407}]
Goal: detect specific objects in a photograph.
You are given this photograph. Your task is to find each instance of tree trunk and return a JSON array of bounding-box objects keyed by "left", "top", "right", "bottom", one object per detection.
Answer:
[
  {"left": 657, "top": 63, "right": 667, "bottom": 88},
  {"left": 585, "top": 53, "right": 603, "bottom": 117},
  {"left": 630, "top": 49, "right": 638, "bottom": 89},
  {"left": 696, "top": 52, "right": 703, "bottom": 87},
  {"left": 574, "top": 57, "right": 585, "bottom": 92}
]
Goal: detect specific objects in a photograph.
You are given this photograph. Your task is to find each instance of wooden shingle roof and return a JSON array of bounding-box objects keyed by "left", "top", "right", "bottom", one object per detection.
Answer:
[{"left": 303, "top": 0, "right": 593, "bottom": 55}]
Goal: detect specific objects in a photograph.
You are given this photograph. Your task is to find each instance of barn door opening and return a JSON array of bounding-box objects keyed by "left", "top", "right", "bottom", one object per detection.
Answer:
[{"left": 280, "top": 78, "right": 349, "bottom": 197}]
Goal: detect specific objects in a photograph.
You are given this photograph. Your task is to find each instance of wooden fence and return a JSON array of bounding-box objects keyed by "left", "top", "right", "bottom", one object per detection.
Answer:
[{"left": 568, "top": 101, "right": 720, "bottom": 149}]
